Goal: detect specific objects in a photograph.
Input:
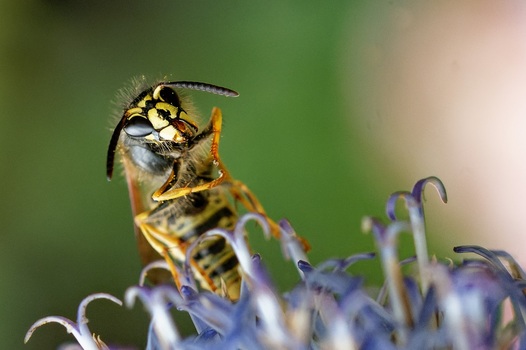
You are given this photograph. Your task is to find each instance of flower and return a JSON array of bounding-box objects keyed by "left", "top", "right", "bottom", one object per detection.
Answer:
[
  {"left": 24, "top": 293, "right": 122, "bottom": 350},
  {"left": 25, "top": 177, "right": 526, "bottom": 349}
]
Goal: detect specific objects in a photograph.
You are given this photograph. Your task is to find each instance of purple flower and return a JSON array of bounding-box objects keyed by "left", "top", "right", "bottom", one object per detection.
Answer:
[
  {"left": 25, "top": 177, "right": 526, "bottom": 349},
  {"left": 25, "top": 293, "right": 122, "bottom": 350}
]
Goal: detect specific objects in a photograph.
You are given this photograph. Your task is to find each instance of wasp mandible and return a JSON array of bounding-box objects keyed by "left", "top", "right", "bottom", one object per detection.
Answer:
[{"left": 106, "top": 79, "right": 287, "bottom": 300}]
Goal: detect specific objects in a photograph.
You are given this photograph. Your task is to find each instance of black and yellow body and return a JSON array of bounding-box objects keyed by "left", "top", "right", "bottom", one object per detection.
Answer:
[{"left": 106, "top": 80, "right": 282, "bottom": 300}]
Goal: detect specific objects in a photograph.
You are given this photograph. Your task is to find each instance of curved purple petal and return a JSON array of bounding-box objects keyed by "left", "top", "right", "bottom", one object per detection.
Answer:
[
  {"left": 386, "top": 191, "right": 412, "bottom": 221},
  {"left": 411, "top": 176, "right": 448, "bottom": 205}
]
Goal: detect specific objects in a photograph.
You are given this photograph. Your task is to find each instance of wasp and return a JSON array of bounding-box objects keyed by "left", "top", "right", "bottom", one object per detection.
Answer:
[{"left": 106, "top": 79, "right": 288, "bottom": 300}]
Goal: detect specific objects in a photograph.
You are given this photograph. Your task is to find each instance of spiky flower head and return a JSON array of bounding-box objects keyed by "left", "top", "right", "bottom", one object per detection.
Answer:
[{"left": 25, "top": 177, "right": 526, "bottom": 349}]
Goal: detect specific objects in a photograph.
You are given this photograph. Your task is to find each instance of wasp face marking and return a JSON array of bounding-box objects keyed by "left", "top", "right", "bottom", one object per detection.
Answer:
[
  {"left": 123, "top": 85, "right": 198, "bottom": 144},
  {"left": 106, "top": 81, "right": 240, "bottom": 180}
]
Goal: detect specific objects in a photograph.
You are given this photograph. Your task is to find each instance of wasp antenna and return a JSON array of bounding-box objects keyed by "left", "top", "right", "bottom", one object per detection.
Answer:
[
  {"left": 166, "top": 81, "right": 239, "bottom": 97},
  {"left": 106, "top": 118, "right": 126, "bottom": 180}
]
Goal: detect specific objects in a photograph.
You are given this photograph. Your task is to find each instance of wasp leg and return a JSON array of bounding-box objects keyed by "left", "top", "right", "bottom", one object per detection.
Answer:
[
  {"left": 134, "top": 212, "right": 219, "bottom": 293},
  {"left": 134, "top": 212, "right": 183, "bottom": 290},
  {"left": 225, "top": 179, "right": 310, "bottom": 252},
  {"left": 225, "top": 179, "right": 279, "bottom": 236},
  {"left": 153, "top": 107, "right": 231, "bottom": 201}
]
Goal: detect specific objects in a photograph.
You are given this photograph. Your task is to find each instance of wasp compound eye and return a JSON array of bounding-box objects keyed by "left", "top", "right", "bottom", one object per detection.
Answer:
[
  {"left": 124, "top": 116, "right": 154, "bottom": 137},
  {"left": 153, "top": 86, "right": 181, "bottom": 107}
]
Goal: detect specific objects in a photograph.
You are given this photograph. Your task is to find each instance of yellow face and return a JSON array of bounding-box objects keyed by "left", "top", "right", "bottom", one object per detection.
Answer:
[
  {"left": 107, "top": 80, "right": 239, "bottom": 180},
  {"left": 123, "top": 84, "right": 199, "bottom": 144},
  {"left": 106, "top": 84, "right": 199, "bottom": 180}
]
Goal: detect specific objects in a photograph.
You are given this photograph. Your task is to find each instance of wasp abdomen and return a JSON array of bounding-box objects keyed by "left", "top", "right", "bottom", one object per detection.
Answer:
[{"left": 149, "top": 187, "right": 242, "bottom": 297}]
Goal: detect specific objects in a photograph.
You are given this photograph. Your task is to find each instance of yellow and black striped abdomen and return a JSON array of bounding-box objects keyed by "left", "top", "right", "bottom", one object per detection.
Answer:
[{"left": 147, "top": 186, "right": 242, "bottom": 298}]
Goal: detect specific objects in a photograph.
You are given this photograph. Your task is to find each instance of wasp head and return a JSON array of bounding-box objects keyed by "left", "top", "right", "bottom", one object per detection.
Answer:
[
  {"left": 106, "top": 84, "right": 198, "bottom": 180},
  {"left": 124, "top": 84, "right": 199, "bottom": 144},
  {"left": 107, "top": 81, "right": 238, "bottom": 180}
]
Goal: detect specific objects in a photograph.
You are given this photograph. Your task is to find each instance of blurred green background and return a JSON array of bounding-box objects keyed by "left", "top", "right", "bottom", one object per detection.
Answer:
[{"left": 1, "top": 2, "right": 451, "bottom": 349}]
